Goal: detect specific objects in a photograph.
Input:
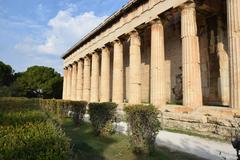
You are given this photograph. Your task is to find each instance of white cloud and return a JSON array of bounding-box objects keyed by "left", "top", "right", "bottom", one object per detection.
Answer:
[
  {"left": 16, "top": 6, "right": 107, "bottom": 56},
  {"left": 13, "top": 6, "right": 107, "bottom": 74}
]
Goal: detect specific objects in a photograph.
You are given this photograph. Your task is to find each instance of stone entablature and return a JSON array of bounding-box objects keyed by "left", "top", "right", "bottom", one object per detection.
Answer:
[{"left": 63, "top": 0, "right": 188, "bottom": 67}]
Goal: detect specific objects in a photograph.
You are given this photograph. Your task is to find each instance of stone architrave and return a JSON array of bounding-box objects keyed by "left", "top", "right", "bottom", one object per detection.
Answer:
[{"left": 181, "top": 3, "right": 202, "bottom": 107}]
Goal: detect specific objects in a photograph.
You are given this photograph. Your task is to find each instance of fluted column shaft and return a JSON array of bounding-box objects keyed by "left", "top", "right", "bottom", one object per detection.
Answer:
[
  {"left": 112, "top": 39, "right": 123, "bottom": 103},
  {"left": 67, "top": 66, "right": 72, "bottom": 100},
  {"left": 90, "top": 53, "right": 100, "bottom": 102},
  {"left": 71, "top": 62, "right": 78, "bottom": 100},
  {"left": 100, "top": 47, "right": 110, "bottom": 102},
  {"left": 150, "top": 19, "right": 165, "bottom": 107},
  {"left": 63, "top": 68, "right": 67, "bottom": 99},
  {"left": 217, "top": 17, "right": 229, "bottom": 106},
  {"left": 83, "top": 56, "right": 91, "bottom": 101},
  {"left": 181, "top": 3, "right": 202, "bottom": 107},
  {"left": 129, "top": 30, "right": 141, "bottom": 104},
  {"left": 76, "top": 60, "right": 83, "bottom": 100},
  {"left": 227, "top": 0, "right": 240, "bottom": 109}
]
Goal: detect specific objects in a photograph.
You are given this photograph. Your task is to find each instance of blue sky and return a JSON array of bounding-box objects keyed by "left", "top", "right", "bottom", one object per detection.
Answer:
[{"left": 0, "top": 0, "right": 129, "bottom": 74}]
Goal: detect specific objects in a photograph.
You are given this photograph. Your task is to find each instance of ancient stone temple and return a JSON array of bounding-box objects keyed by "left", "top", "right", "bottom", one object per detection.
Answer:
[{"left": 62, "top": 0, "right": 240, "bottom": 139}]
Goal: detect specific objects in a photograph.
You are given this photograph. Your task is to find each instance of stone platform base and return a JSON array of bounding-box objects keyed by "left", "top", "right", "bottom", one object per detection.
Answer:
[{"left": 160, "top": 105, "right": 240, "bottom": 141}]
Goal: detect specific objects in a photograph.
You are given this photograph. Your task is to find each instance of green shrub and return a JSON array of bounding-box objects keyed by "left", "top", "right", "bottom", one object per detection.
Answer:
[
  {"left": 88, "top": 102, "right": 117, "bottom": 136},
  {"left": 0, "top": 97, "right": 39, "bottom": 112},
  {"left": 70, "top": 101, "right": 88, "bottom": 125},
  {"left": 124, "top": 104, "right": 161, "bottom": 154},
  {"left": 39, "top": 99, "right": 87, "bottom": 121},
  {"left": 0, "top": 121, "right": 70, "bottom": 160},
  {"left": 0, "top": 110, "right": 48, "bottom": 126},
  {"left": 0, "top": 97, "right": 71, "bottom": 160}
]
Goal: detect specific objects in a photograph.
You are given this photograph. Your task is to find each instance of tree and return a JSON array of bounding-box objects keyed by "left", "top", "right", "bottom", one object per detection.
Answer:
[
  {"left": 0, "top": 60, "right": 14, "bottom": 86},
  {"left": 13, "top": 66, "right": 63, "bottom": 99}
]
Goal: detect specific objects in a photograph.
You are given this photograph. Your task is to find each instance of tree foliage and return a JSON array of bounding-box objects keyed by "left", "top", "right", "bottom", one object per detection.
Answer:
[
  {"left": 0, "top": 61, "right": 14, "bottom": 86},
  {"left": 0, "top": 60, "right": 63, "bottom": 99},
  {"left": 13, "top": 66, "right": 63, "bottom": 99}
]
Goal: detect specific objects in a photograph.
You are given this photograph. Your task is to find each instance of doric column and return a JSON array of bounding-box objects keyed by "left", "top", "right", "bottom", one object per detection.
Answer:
[
  {"left": 63, "top": 68, "right": 68, "bottom": 99},
  {"left": 112, "top": 39, "right": 123, "bottom": 104},
  {"left": 71, "top": 62, "right": 78, "bottom": 100},
  {"left": 76, "top": 59, "right": 83, "bottom": 100},
  {"left": 67, "top": 66, "right": 72, "bottom": 100},
  {"left": 90, "top": 52, "right": 100, "bottom": 102},
  {"left": 217, "top": 17, "right": 229, "bottom": 106},
  {"left": 100, "top": 47, "right": 110, "bottom": 102},
  {"left": 181, "top": 3, "right": 202, "bottom": 107},
  {"left": 129, "top": 30, "right": 141, "bottom": 104},
  {"left": 83, "top": 56, "right": 91, "bottom": 101},
  {"left": 227, "top": 0, "right": 240, "bottom": 109},
  {"left": 150, "top": 18, "right": 165, "bottom": 107}
]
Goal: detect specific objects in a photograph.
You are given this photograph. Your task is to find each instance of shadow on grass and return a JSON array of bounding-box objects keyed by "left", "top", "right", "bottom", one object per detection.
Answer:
[{"left": 62, "top": 118, "right": 119, "bottom": 160}]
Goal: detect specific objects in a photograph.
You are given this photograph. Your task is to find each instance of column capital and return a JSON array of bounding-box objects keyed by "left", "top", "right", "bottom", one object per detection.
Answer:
[
  {"left": 112, "top": 38, "right": 122, "bottom": 45},
  {"left": 78, "top": 58, "right": 84, "bottom": 62},
  {"left": 129, "top": 29, "right": 140, "bottom": 38},
  {"left": 101, "top": 46, "right": 110, "bottom": 53},
  {"left": 181, "top": 1, "right": 196, "bottom": 11},
  {"left": 92, "top": 51, "right": 99, "bottom": 56},
  {"left": 73, "top": 61, "right": 78, "bottom": 65},
  {"left": 149, "top": 17, "right": 162, "bottom": 25},
  {"left": 84, "top": 55, "right": 90, "bottom": 60},
  {"left": 129, "top": 30, "right": 140, "bottom": 46}
]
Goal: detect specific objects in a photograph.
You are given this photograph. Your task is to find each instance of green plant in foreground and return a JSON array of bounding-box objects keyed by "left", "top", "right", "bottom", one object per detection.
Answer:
[
  {"left": 0, "top": 97, "right": 71, "bottom": 160},
  {"left": 0, "top": 121, "right": 70, "bottom": 160},
  {"left": 124, "top": 104, "right": 161, "bottom": 154},
  {"left": 88, "top": 102, "right": 117, "bottom": 136}
]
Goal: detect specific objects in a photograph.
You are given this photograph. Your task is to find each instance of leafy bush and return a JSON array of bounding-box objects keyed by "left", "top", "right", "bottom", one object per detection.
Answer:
[
  {"left": 0, "top": 121, "right": 70, "bottom": 160},
  {"left": 40, "top": 99, "right": 62, "bottom": 116},
  {"left": 0, "top": 97, "right": 39, "bottom": 111},
  {"left": 124, "top": 104, "right": 161, "bottom": 154},
  {"left": 88, "top": 102, "right": 117, "bottom": 136},
  {"left": 0, "top": 110, "right": 48, "bottom": 126},
  {"left": 0, "top": 97, "right": 71, "bottom": 160},
  {"left": 70, "top": 101, "right": 88, "bottom": 125}
]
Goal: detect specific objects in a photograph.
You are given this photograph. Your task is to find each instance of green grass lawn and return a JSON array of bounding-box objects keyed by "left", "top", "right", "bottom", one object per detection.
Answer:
[{"left": 62, "top": 118, "right": 205, "bottom": 160}]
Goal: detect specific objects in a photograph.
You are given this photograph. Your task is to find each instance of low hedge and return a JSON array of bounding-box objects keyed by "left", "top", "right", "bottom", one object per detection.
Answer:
[
  {"left": 70, "top": 101, "right": 88, "bottom": 124},
  {"left": 124, "top": 104, "right": 161, "bottom": 154},
  {"left": 88, "top": 102, "right": 117, "bottom": 136},
  {"left": 0, "top": 97, "right": 88, "bottom": 124},
  {"left": 0, "top": 98, "right": 71, "bottom": 160},
  {"left": 0, "top": 97, "right": 39, "bottom": 112},
  {"left": 0, "top": 121, "right": 70, "bottom": 160},
  {"left": 39, "top": 99, "right": 87, "bottom": 124}
]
